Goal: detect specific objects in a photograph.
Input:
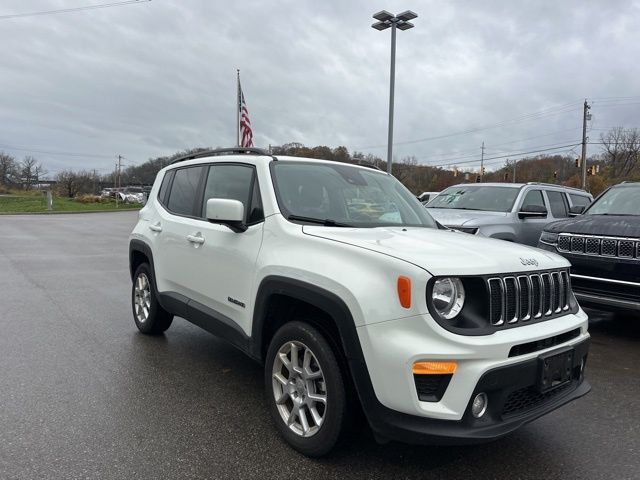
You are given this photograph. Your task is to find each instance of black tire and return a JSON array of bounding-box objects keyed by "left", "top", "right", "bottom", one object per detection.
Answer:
[
  {"left": 265, "top": 321, "right": 348, "bottom": 457},
  {"left": 131, "top": 263, "right": 173, "bottom": 334}
]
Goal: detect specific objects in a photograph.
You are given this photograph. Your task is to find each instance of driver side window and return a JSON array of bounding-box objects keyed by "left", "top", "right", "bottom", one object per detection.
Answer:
[
  {"left": 201, "top": 164, "right": 264, "bottom": 225},
  {"left": 521, "top": 190, "right": 545, "bottom": 209}
]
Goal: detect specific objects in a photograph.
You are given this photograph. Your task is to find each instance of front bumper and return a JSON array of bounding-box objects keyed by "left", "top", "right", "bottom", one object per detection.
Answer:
[
  {"left": 352, "top": 338, "right": 590, "bottom": 445},
  {"left": 537, "top": 242, "right": 640, "bottom": 311}
]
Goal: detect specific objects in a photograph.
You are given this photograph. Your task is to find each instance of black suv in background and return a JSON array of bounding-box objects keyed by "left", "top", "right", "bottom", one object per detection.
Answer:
[{"left": 538, "top": 182, "right": 640, "bottom": 314}]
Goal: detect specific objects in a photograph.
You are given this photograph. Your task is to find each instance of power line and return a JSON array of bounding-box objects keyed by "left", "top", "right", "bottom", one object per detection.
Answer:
[
  {"left": 0, "top": 143, "right": 116, "bottom": 159},
  {"left": 0, "top": 0, "right": 151, "bottom": 20},
  {"left": 481, "top": 139, "right": 579, "bottom": 155},
  {"left": 353, "top": 101, "right": 584, "bottom": 150},
  {"left": 590, "top": 96, "right": 640, "bottom": 101},
  {"left": 427, "top": 143, "right": 581, "bottom": 168},
  {"left": 354, "top": 98, "right": 640, "bottom": 151},
  {"left": 419, "top": 140, "right": 580, "bottom": 165},
  {"left": 416, "top": 128, "right": 582, "bottom": 162}
]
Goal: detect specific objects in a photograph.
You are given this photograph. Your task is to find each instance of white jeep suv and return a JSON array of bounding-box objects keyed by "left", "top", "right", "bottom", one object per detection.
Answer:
[{"left": 129, "top": 148, "right": 590, "bottom": 456}]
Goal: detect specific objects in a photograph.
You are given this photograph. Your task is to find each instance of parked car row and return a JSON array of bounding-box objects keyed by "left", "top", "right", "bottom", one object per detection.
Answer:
[
  {"left": 424, "top": 181, "right": 639, "bottom": 316},
  {"left": 101, "top": 186, "right": 151, "bottom": 203}
]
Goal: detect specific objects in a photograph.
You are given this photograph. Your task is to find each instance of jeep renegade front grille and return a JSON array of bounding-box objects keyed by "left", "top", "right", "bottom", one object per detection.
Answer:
[
  {"left": 558, "top": 234, "right": 640, "bottom": 260},
  {"left": 487, "top": 270, "right": 571, "bottom": 326}
]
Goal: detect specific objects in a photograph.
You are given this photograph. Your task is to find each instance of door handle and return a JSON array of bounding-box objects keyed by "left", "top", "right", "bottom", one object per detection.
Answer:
[
  {"left": 149, "top": 222, "right": 162, "bottom": 232},
  {"left": 186, "top": 234, "right": 205, "bottom": 245}
]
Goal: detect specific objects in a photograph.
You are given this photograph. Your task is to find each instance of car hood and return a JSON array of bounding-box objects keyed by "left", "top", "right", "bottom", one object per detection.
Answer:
[
  {"left": 545, "top": 214, "right": 640, "bottom": 238},
  {"left": 303, "top": 226, "right": 567, "bottom": 277},
  {"left": 426, "top": 208, "right": 508, "bottom": 226}
]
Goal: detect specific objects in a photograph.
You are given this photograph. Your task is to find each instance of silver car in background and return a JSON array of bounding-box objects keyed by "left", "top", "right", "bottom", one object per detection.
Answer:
[{"left": 426, "top": 182, "right": 593, "bottom": 246}]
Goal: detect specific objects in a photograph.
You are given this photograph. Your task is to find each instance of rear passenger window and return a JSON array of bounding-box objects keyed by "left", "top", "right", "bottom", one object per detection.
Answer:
[
  {"left": 166, "top": 166, "right": 205, "bottom": 216},
  {"left": 157, "top": 171, "right": 173, "bottom": 205},
  {"left": 546, "top": 191, "right": 568, "bottom": 218},
  {"left": 202, "top": 165, "right": 263, "bottom": 224},
  {"left": 522, "top": 190, "right": 545, "bottom": 209},
  {"left": 569, "top": 194, "right": 591, "bottom": 207}
]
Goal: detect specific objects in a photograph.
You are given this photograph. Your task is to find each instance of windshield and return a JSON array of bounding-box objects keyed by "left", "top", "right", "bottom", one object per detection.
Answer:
[
  {"left": 585, "top": 186, "right": 640, "bottom": 215},
  {"left": 427, "top": 185, "right": 520, "bottom": 212},
  {"left": 270, "top": 161, "right": 437, "bottom": 228}
]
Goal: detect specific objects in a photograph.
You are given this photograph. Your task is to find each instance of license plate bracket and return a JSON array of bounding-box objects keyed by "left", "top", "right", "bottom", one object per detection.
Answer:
[{"left": 538, "top": 347, "right": 574, "bottom": 393}]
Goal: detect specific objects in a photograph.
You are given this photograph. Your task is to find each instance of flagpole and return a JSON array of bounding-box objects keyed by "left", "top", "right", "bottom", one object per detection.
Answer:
[{"left": 236, "top": 69, "right": 240, "bottom": 147}]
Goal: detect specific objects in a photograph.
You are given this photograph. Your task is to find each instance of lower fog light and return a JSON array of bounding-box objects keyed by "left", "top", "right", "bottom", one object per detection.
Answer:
[{"left": 471, "top": 392, "right": 488, "bottom": 418}]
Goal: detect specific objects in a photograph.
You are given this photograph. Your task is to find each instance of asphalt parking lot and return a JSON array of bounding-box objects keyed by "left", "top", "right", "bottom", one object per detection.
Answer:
[{"left": 1, "top": 212, "right": 639, "bottom": 480}]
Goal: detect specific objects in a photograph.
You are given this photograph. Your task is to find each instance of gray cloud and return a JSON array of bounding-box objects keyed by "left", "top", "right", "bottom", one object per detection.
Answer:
[{"left": 1, "top": 0, "right": 639, "bottom": 175}]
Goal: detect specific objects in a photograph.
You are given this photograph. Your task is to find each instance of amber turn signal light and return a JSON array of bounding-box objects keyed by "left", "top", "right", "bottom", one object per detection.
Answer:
[
  {"left": 397, "top": 276, "right": 411, "bottom": 308},
  {"left": 412, "top": 361, "right": 457, "bottom": 375}
]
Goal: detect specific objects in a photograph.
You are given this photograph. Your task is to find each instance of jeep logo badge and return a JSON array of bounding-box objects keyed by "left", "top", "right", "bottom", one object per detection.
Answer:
[{"left": 520, "top": 257, "right": 539, "bottom": 267}]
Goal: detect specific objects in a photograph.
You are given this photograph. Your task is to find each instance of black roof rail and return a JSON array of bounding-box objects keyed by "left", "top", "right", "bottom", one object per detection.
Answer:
[{"left": 170, "top": 147, "right": 277, "bottom": 165}]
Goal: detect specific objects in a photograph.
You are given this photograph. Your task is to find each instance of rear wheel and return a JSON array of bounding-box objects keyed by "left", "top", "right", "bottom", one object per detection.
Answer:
[
  {"left": 131, "top": 263, "right": 173, "bottom": 334},
  {"left": 265, "top": 321, "right": 348, "bottom": 457}
]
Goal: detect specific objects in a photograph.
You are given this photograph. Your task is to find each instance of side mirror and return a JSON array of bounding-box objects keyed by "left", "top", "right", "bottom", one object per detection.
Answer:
[
  {"left": 569, "top": 205, "right": 585, "bottom": 216},
  {"left": 518, "top": 204, "right": 548, "bottom": 219},
  {"left": 206, "top": 198, "right": 247, "bottom": 232}
]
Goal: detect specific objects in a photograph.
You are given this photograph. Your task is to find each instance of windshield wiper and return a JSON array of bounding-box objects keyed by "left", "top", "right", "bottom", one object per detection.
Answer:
[
  {"left": 436, "top": 206, "right": 484, "bottom": 211},
  {"left": 287, "top": 214, "right": 353, "bottom": 227}
]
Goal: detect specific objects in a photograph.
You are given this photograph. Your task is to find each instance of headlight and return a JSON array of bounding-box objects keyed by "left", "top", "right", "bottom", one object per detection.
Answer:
[
  {"left": 539, "top": 231, "right": 558, "bottom": 244},
  {"left": 431, "top": 277, "right": 465, "bottom": 319}
]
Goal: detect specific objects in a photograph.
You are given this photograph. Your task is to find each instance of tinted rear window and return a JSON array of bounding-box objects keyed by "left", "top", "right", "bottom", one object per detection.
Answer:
[
  {"left": 167, "top": 166, "right": 204, "bottom": 216},
  {"left": 569, "top": 194, "right": 591, "bottom": 207},
  {"left": 158, "top": 171, "right": 173, "bottom": 205},
  {"left": 546, "top": 191, "right": 568, "bottom": 218}
]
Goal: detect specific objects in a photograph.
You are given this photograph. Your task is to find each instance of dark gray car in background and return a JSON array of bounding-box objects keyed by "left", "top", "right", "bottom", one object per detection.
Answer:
[{"left": 427, "top": 182, "right": 593, "bottom": 246}]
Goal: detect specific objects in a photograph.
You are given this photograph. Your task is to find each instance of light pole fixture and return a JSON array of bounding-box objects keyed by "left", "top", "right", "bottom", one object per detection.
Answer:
[{"left": 372, "top": 10, "right": 417, "bottom": 174}]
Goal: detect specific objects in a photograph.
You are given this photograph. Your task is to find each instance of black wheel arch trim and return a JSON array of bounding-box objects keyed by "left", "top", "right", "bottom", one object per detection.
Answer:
[
  {"left": 129, "top": 239, "right": 154, "bottom": 280},
  {"left": 129, "top": 239, "right": 172, "bottom": 315},
  {"left": 250, "top": 276, "right": 395, "bottom": 434},
  {"left": 250, "top": 276, "right": 364, "bottom": 362}
]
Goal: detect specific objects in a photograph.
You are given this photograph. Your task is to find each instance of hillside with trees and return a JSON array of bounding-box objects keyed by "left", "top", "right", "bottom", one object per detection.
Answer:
[{"left": 1, "top": 127, "right": 639, "bottom": 199}]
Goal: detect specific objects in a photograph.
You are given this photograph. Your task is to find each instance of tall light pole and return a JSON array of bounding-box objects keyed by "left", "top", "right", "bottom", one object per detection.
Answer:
[{"left": 372, "top": 10, "right": 417, "bottom": 175}]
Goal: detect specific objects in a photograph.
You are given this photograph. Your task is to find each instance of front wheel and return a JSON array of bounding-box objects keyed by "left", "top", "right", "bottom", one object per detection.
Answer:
[
  {"left": 265, "top": 321, "right": 348, "bottom": 457},
  {"left": 131, "top": 263, "right": 173, "bottom": 334}
]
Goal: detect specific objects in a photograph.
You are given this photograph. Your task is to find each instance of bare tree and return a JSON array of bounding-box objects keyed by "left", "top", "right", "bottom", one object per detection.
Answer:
[
  {"left": 600, "top": 127, "right": 640, "bottom": 179},
  {"left": 21, "top": 156, "right": 38, "bottom": 190},
  {"left": 33, "top": 163, "right": 48, "bottom": 187},
  {"left": 0, "top": 152, "right": 18, "bottom": 186},
  {"left": 56, "top": 170, "right": 80, "bottom": 197},
  {"left": 56, "top": 170, "right": 95, "bottom": 197}
]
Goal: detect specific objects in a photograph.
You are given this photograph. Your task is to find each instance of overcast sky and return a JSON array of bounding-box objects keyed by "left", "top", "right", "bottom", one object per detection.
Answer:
[{"left": 1, "top": 0, "right": 639, "bottom": 176}]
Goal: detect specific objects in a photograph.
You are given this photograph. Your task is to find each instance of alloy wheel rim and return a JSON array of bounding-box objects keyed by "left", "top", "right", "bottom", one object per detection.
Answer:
[
  {"left": 134, "top": 273, "right": 151, "bottom": 323},
  {"left": 272, "top": 340, "right": 327, "bottom": 437}
]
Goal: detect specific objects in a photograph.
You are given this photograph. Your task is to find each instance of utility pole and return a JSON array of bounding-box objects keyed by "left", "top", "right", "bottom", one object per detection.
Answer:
[
  {"left": 580, "top": 100, "right": 591, "bottom": 189},
  {"left": 480, "top": 141, "right": 485, "bottom": 182},
  {"left": 512, "top": 160, "right": 516, "bottom": 183}
]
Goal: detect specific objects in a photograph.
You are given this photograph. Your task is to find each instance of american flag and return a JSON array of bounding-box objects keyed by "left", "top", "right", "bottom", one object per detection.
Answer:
[{"left": 238, "top": 82, "right": 253, "bottom": 148}]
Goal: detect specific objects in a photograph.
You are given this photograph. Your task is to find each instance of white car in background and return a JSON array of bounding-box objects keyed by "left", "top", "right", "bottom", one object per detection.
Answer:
[{"left": 418, "top": 191, "right": 439, "bottom": 205}]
